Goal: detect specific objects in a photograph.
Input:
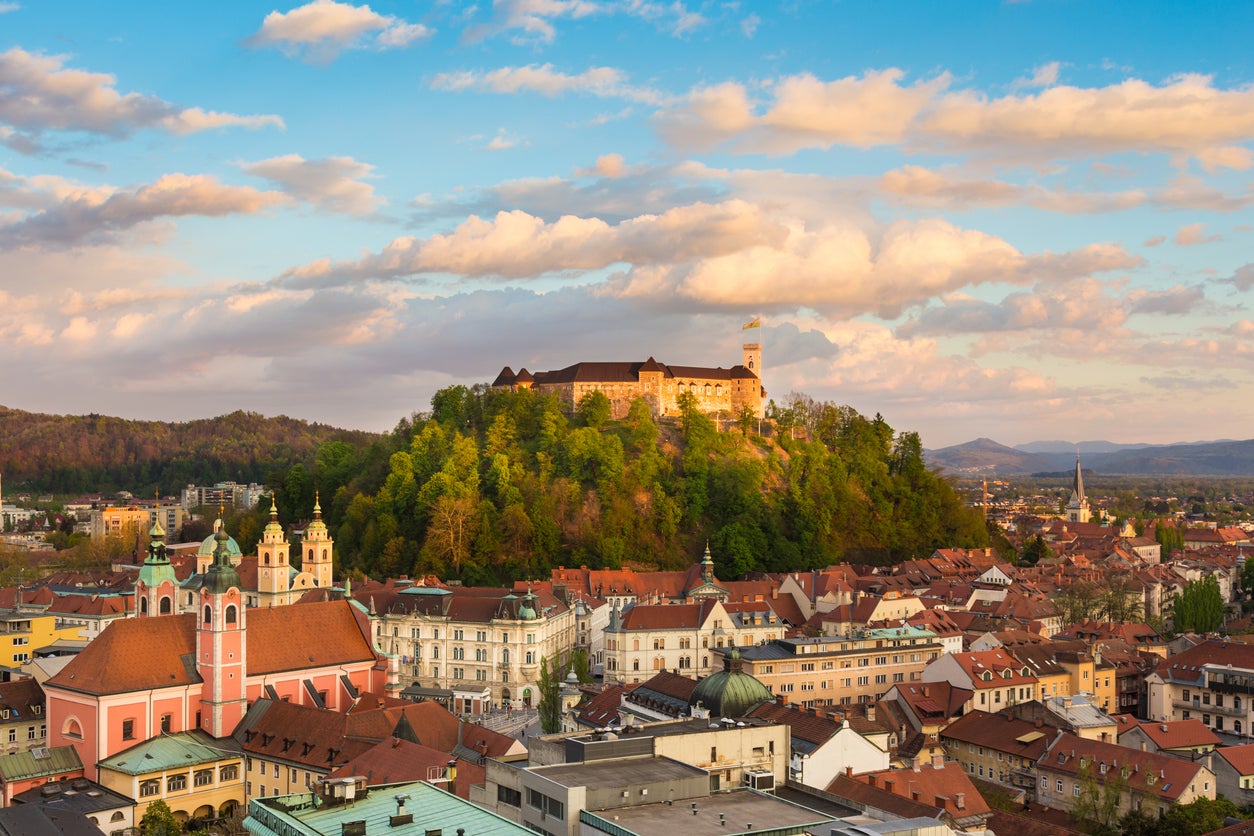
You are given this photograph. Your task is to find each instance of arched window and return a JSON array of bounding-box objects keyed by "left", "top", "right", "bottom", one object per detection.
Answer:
[
  {"left": 226, "top": 605, "right": 238, "bottom": 625},
  {"left": 308, "top": 549, "right": 314, "bottom": 561},
  {"left": 140, "top": 598, "right": 149, "bottom": 615},
  {"left": 263, "top": 550, "right": 270, "bottom": 566},
  {"left": 203, "top": 605, "right": 212, "bottom": 624},
  {"left": 502, "top": 649, "right": 510, "bottom": 665},
  {"left": 62, "top": 717, "right": 83, "bottom": 740},
  {"left": 323, "top": 549, "right": 329, "bottom": 560},
  {"left": 159, "top": 597, "right": 172, "bottom": 615}
]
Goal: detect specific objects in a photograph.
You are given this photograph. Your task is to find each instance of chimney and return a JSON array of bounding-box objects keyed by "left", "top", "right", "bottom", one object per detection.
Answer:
[
  {"left": 883, "top": 779, "right": 895, "bottom": 794},
  {"left": 935, "top": 795, "right": 949, "bottom": 810},
  {"left": 845, "top": 766, "right": 853, "bottom": 777},
  {"left": 775, "top": 694, "right": 785, "bottom": 706},
  {"left": 955, "top": 792, "right": 965, "bottom": 810},
  {"left": 866, "top": 774, "right": 876, "bottom": 787},
  {"left": 931, "top": 752, "right": 945, "bottom": 769},
  {"left": 867, "top": 704, "right": 876, "bottom": 722}
]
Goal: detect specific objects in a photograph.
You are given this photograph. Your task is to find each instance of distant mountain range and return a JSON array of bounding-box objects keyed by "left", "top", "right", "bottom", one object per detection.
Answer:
[{"left": 925, "top": 437, "right": 1254, "bottom": 476}]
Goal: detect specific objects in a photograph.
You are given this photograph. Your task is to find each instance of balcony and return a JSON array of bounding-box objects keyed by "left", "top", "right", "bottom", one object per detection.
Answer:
[{"left": 1174, "top": 699, "right": 1245, "bottom": 718}]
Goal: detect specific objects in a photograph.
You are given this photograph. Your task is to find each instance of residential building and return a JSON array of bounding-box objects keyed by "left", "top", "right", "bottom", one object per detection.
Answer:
[
  {"left": 829, "top": 758, "right": 994, "bottom": 833},
  {"left": 1210, "top": 743, "right": 1254, "bottom": 807},
  {"left": 747, "top": 700, "right": 890, "bottom": 789},
  {"left": 1005, "top": 694, "right": 1118, "bottom": 742},
  {"left": 735, "top": 627, "right": 944, "bottom": 707},
  {"left": 605, "top": 598, "right": 785, "bottom": 684},
  {"left": 1116, "top": 717, "right": 1219, "bottom": 760},
  {"left": 1144, "top": 639, "right": 1254, "bottom": 736},
  {"left": 89, "top": 504, "right": 184, "bottom": 542},
  {"left": 0, "top": 606, "right": 83, "bottom": 668},
  {"left": 1034, "top": 732, "right": 1215, "bottom": 819},
  {"left": 0, "top": 744, "right": 83, "bottom": 806},
  {"left": 181, "top": 481, "right": 267, "bottom": 512},
  {"left": 0, "top": 679, "right": 46, "bottom": 756},
  {"left": 372, "top": 585, "right": 574, "bottom": 708},
  {"left": 938, "top": 710, "right": 1054, "bottom": 793},
  {"left": 921, "top": 649, "right": 1040, "bottom": 714},
  {"left": 10, "top": 777, "right": 134, "bottom": 836}
]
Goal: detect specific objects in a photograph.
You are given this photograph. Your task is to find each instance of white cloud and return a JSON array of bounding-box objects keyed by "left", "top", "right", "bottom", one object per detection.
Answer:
[
  {"left": 0, "top": 48, "right": 282, "bottom": 149},
  {"left": 0, "top": 4, "right": 19, "bottom": 13},
  {"left": 1011, "top": 61, "right": 1060, "bottom": 91},
  {"left": 741, "top": 13, "right": 760, "bottom": 38},
  {"left": 242, "top": 154, "right": 381, "bottom": 215},
  {"left": 463, "top": 0, "right": 603, "bottom": 45},
  {"left": 247, "top": 0, "right": 433, "bottom": 61},
  {"left": 484, "top": 129, "right": 522, "bottom": 151},
  {"left": 655, "top": 67, "right": 1254, "bottom": 164},
  {"left": 0, "top": 173, "right": 285, "bottom": 247},
  {"left": 432, "top": 64, "right": 663, "bottom": 105}
]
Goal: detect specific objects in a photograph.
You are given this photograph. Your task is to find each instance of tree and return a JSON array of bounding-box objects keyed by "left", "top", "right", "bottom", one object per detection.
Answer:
[
  {"left": 576, "top": 390, "right": 611, "bottom": 429},
  {"left": 1158, "top": 795, "right": 1239, "bottom": 836},
  {"left": 1173, "top": 575, "right": 1225, "bottom": 633},
  {"left": 537, "top": 655, "right": 562, "bottom": 734},
  {"left": 1071, "top": 762, "right": 1124, "bottom": 834},
  {"left": 1020, "top": 533, "right": 1052, "bottom": 567},
  {"left": 140, "top": 799, "right": 181, "bottom": 835}
]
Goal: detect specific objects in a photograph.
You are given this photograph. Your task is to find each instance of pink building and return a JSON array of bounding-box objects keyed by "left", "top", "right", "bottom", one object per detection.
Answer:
[{"left": 45, "top": 527, "right": 390, "bottom": 778}]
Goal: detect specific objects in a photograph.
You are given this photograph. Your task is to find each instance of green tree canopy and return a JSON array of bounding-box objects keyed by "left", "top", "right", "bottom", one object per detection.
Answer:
[{"left": 1173, "top": 575, "right": 1225, "bottom": 633}]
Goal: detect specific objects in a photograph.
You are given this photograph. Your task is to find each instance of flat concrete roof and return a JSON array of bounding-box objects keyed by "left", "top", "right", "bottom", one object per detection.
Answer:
[
  {"left": 585, "top": 788, "right": 836, "bottom": 835},
  {"left": 533, "top": 756, "right": 705, "bottom": 790}
]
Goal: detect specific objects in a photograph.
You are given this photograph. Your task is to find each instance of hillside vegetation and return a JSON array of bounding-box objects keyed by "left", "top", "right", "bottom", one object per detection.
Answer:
[
  {"left": 0, "top": 406, "right": 379, "bottom": 494},
  {"left": 247, "top": 387, "right": 989, "bottom": 584}
]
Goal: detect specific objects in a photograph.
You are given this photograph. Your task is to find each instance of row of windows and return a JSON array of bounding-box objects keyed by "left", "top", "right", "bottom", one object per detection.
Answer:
[
  {"left": 396, "top": 627, "right": 538, "bottom": 644},
  {"left": 139, "top": 766, "right": 238, "bottom": 796}
]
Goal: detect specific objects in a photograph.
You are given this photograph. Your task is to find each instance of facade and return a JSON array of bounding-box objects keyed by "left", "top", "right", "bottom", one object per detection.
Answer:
[
  {"left": 736, "top": 627, "right": 944, "bottom": 707},
  {"left": 90, "top": 504, "right": 185, "bottom": 541},
  {"left": 0, "top": 606, "right": 82, "bottom": 668},
  {"left": 181, "top": 481, "right": 267, "bottom": 511},
  {"left": 0, "top": 744, "right": 83, "bottom": 806},
  {"left": 0, "top": 679, "right": 47, "bottom": 757},
  {"left": 373, "top": 586, "right": 574, "bottom": 708},
  {"left": 1034, "top": 732, "right": 1215, "bottom": 819},
  {"left": 748, "top": 701, "right": 890, "bottom": 789},
  {"left": 492, "top": 342, "right": 765, "bottom": 420},
  {"left": 939, "top": 710, "right": 1053, "bottom": 794},
  {"left": 10, "top": 777, "right": 134, "bottom": 835},
  {"left": 1144, "top": 639, "right": 1254, "bottom": 737},
  {"left": 921, "top": 649, "right": 1040, "bottom": 714},
  {"left": 96, "top": 730, "right": 245, "bottom": 825},
  {"left": 604, "top": 598, "right": 786, "bottom": 684}
]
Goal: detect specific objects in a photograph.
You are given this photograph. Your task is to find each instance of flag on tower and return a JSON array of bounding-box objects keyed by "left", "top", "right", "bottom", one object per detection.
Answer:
[{"left": 742, "top": 316, "right": 761, "bottom": 330}]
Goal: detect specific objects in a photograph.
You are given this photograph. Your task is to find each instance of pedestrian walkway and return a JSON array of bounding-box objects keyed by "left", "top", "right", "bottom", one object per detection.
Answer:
[{"left": 480, "top": 706, "right": 537, "bottom": 737}]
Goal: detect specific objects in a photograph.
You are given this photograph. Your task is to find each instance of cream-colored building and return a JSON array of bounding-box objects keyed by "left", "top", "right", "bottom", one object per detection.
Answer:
[
  {"left": 375, "top": 586, "right": 575, "bottom": 708},
  {"left": 603, "top": 599, "right": 786, "bottom": 684},
  {"left": 736, "top": 626, "right": 944, "bottom": 706}
]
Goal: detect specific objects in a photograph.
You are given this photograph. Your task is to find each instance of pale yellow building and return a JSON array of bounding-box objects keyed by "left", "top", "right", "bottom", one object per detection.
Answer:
[{"left": 97, "top": 730, "right": 245, "bottom": 825}]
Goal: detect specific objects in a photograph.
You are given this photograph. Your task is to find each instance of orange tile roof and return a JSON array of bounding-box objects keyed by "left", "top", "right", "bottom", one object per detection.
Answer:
[
  {"left": 327, "top": 738, "right": 483, "bottom": 799},
  {"left": 1215, "top": 743, "right": 1254, "bottom": 777},
  {"left": 47, "top": 600, "right": 378, "bottom": 696},
  {"left": 1118, "top": 719, "right": 1219, "bottom": 751}
]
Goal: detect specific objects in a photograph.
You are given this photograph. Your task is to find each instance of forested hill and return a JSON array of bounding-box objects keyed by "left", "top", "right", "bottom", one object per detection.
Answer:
[
  {"left": 0, "top": 406, "right": 380, "bottom": 494},
  {"left": 244, "top": 387, "right": 990, "bottom": 585}
]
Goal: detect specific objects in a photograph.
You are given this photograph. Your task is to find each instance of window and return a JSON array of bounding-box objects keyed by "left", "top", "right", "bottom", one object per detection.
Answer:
[
  {"left": 226, "top": 605, "right": 237, "bottom": 624},
  {"left": 168, "top": 774, "right": 187, "bottom": 791},
  {"left": 161, "top": 714, "right": 172, "bottom": 733},
  {"left": 26, "top": 727, "right": 35, "bottom": 740},
  {"left": 497, "top": 785, "right": 522, "bottom": 807},
  {"left": 1074, "top": 783, "right": 1081, "bottom": 797},
  {"left": 122, "top": 719, "right": 135, "bottom": 741},
  {"left": 140, "top": 780, "right": 160, "bottom": 798},
  {"left": 1056, "top": 779, "right": 1064, "bottom": 792},
  {"left": 194, "top": 769, "right": 214, "bottom": 787},
  {"left": 6, "top": 730, "right": 12, "bottom": 743},
  {"left": 221, "top": 765, "right": 239, "bottom": 781}
]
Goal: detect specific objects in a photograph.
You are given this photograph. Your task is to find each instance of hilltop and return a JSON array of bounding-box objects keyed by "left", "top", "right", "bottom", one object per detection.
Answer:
[{"left": 926, "top": 436, "right": 1254, "bottom": 476}]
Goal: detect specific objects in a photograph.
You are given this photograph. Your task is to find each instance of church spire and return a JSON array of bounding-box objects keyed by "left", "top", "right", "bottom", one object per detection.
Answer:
[{"left": 1066, "top": 453, "right": 1091, "bottom": 524}]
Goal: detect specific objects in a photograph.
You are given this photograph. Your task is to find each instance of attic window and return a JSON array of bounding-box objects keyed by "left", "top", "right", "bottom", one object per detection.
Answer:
[{"left": 982, "top": 672, "right": 992, "bottom": 681}]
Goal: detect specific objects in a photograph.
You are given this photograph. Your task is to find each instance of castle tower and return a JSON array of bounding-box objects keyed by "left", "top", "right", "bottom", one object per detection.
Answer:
[
  {"left": 303, "top": 492, "right": 334, "bottom": 589},
  {"left": 1065, "top": 453, "right": 1091, "bottom": 524},
  {"left": 257, "top": 496, "right": 291, "bottom": 606},
  {"left": 197, "top": 524, "right": 247, "bottom": 738},
  {"left": 743, "top": 342, "right": 761, "bottom": 378},
  {"left": 135, "top": 507, "right": 177, "bottom": 617}
]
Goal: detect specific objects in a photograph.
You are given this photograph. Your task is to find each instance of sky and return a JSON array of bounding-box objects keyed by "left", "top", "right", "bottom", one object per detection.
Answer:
[{"left": 2, "top": 1, "right": 1254, "bottom": 450}]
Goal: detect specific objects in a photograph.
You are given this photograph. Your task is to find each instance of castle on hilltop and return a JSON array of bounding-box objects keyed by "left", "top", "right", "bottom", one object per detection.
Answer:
[{"left": 492, "top": 341, "right": 765, "bottom": 420}]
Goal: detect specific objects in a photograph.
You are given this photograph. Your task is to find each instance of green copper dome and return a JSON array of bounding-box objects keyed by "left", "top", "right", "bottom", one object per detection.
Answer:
[
  {"left": 689, "top": 648, "right": 773, "bottom": 718},
  {"left": 198, "top": 520, "right": 242, "bottom": 558},
  {"left": 201, "top": 522, "right": 242, "bottom": 594}
]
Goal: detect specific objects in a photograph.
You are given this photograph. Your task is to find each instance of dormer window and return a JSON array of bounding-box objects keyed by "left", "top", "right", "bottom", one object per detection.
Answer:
[{"left": 982, "top": 671, "right": 992, "bottom": 681}]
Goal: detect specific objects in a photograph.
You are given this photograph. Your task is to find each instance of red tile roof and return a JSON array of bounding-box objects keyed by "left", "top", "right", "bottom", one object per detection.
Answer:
[
  {"left": 1040, "top": 732, "right": 1207, "bottom": 802},
  {"left": 327, "top": 737, "right": 483, "bottom": 799},
  {"left": 1215, "top": 743, "right": 1254, "bottom": 777},
  {"left": 1117, "top": 719, "right": 1219, "bottom": 751}
]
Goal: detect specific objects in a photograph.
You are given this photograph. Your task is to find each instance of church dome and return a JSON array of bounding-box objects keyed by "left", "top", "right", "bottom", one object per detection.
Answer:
[
  {"left": 688, "top": 648, "right": 772, "bottom": 718},
  {"left": 198, "top": 520, "right": 242, "bottom": 558}
]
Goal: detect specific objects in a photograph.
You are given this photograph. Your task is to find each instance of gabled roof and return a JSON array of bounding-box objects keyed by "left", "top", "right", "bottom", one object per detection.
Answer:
[
  {"left": 234, "top": 700, "right": 372, "bottom": 770},
  {"left": 1118, "top": 718, "right": 1220, "bottom": 751},
  {"left": 46, "top": 600, "right": 378, "bottom": 696},
  {"left": 939, "top": 710, "right": 1053, "bottom": 760},
  {"left": 1214, "top": 742, "right": 1254, "bottom": 776},
  {"left": 326, "top": 737, "right": 484, "bottom": 799},
  {"left": 748, "top": 701, "right": 842, "bottom": 748},
  {"left": 98, "top": 729, "right": 240, "bottom": 775},
  {"left": 1040, "top": 732, "right": 1207, "bottom": 802}
]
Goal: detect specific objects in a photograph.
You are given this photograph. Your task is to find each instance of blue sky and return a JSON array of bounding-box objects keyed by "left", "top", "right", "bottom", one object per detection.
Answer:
[{"left": 3, "top": 1, "right": 1253, "bottom": 448}]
